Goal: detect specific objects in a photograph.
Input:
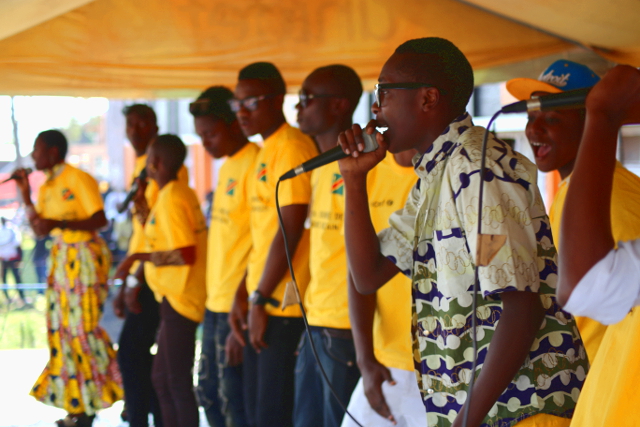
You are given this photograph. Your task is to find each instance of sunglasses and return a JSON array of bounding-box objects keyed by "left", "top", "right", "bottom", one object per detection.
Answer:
[
  {"left": 374, "top": 82, "right": 437, "bottom": 107},
  {"left": 189, "top": 99, "right": 215, "bottom": 116},
  {"left": 297, "top": 89, "right": 342, "bottom": 108},
  {"left": 227, "top": 93, "right": 280, "bottom": 113}
]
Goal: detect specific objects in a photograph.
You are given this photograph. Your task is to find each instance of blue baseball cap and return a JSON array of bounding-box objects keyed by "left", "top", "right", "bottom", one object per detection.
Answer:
[{"left": 506, "top": 60, "right": 601, "bottom": 101}]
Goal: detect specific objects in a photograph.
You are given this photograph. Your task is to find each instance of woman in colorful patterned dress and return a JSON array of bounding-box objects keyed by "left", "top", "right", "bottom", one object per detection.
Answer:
[{"left": 14, "top": 130, "right": 123, "bottom": 427}]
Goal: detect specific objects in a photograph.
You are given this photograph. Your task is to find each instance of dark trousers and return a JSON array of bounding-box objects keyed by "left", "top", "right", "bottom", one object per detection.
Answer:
[
  {"left": 152, "top": 298, "right": 200, "bottom": 427},
  {"left": 2, "top": 259, "right": 23, "bottom": 300},
  {"left": 243, "top": 316, "right": 305, "bottom": 427},
  {"left": 197, "top": 310, "right": 248, "bottom": 427},
  {"left": 117, "top": 283, "right": 162, "bottom": 427},
  {"left": 293, "top": 327, "right": 361, "bottom": 427}
]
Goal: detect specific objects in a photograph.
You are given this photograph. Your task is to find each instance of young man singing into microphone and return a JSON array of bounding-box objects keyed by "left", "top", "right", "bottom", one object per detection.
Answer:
[{"left": 337, "top": 37, "right": 587, "bottom": 427}]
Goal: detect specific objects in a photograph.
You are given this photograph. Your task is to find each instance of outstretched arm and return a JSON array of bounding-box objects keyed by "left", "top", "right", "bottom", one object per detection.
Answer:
[{"left": 557, "top": 65, "right": 640, "bottom": 306}]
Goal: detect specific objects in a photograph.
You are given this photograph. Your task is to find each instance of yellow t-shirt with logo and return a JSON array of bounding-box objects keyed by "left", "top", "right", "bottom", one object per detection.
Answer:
[
  {"left": 549, "top": 162, "right": 640, "bottom": 362},
  {"left": 144, "top": 180, "right": 207, "bottom": 323},
  {"left": 562, "top": 164, "right": 640, "bottom": 427},
  {"left": 36, "top": 163, "right": 104, "bottom": 244},
  {"left": 129, "top": 155, "right": 189, "bottom": 255},
  {"left": 305, "top": 162, "right": 349, "bottom": 329},
  {"left": 369, "top": 155, "right": 416, "bottom": 371},
  {"left": 246, "top": 123, "right": 318, "bottom": 317},
  {"left": 206, "top": 142, "right": 260, "bottom": 313}
]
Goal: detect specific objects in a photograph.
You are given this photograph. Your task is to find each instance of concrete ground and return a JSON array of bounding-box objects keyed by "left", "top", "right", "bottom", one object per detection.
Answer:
[{"left": 0, "top": 291, "right": 208, "bottom": 427}]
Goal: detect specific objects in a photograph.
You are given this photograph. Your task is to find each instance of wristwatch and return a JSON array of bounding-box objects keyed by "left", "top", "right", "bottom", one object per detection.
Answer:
[
  {"left": 248, "top": 290, "right": 280, "bottom": 307},
  {"left": 126, "top": 275, "right": 140, "bottom": 289}
]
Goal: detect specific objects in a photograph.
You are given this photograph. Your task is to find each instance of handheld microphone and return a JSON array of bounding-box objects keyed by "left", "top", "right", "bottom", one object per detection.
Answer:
[
  {"left": 501, "top": 87, "right": 592, "bottom": 114},
  {"left": 117, "top": 168, "right": 147, "bottom": 214},
  {"left": 280, "top": 132, "right": 379, "bottom": 181},
  {"left": 2, "top": 168, "right": 32, "bottom": 184}
]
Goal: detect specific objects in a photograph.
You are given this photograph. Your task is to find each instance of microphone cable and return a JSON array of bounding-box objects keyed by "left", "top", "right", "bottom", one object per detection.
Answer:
[
  {"left": 461, "top": 109, "right": 502, "bottom": 427},
  {"left": 275, "top": 178, "right": 365, "bottom": 427}
]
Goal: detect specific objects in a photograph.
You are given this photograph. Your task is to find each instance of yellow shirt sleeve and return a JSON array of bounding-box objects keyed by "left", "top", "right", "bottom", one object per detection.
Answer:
[
  {"left": 74, "top": 172, "right": 104, "bottom": 218},
  {"left": 269, "top": 127, "right": 317, "bottom": 207}
]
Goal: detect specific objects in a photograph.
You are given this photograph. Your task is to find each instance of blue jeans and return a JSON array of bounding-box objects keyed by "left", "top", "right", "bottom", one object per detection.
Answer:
[
  {"left": 293, "top": 327, "right": 361, "bottom": 427},
  {"left": 197, "top": 310, "right": 248, "bottom": 427},
  {"left": 243, "top": 316, "right": 305, "bottom": 427}
]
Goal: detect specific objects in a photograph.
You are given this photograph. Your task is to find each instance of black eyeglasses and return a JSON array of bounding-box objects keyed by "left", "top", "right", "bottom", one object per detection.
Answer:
[
  {"left": 227, "top": 93, "right": 280, "bottom": 113},
  {"left": 374, "top": 82, "right": 437, "bottom": 107},
  {"left": 297, "top": 89, "right": 342, "bottom": 108}
]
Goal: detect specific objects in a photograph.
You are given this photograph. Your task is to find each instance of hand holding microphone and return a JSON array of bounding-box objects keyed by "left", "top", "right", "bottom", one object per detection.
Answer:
[
  {"left": 585, "top": 64, "right": 640, "bottom": 126},
  {"left": 117, "top": 168, "right": 148, "bottom": 213},
  {"left": 2, "top": 167, "right": 32, "bottom": 184},
  {"left": 280, "top": 121, "right": 384, "bottom": 181}
]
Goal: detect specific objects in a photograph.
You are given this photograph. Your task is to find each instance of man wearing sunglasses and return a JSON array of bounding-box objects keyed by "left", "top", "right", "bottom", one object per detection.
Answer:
[
  {"left": 291, "top": 64, "right": 363, "bottom": 427},
  {"left": 190, "top": 86, "right": 258, "bottom": 427},
  {"left": 227, "top": 62, "right": 318, "bottom": 427},
  {"left": 337, "top": 37, "right": 587, "bottom": 427}
]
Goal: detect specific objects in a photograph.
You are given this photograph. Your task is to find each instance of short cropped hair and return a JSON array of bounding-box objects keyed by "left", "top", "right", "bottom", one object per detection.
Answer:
[
  {"left": 152, "top": 134, "right": 186, "bottom": 175},
  {"left": 313, "top": 64, "right": 363, "bottom": 114},
  {"left": 191, "top": 86, "right": 236, "bottom": 124},
  {"left": 122, "top": 104, "right": 157, "bottom": 124},
  {"left": 395, "top": 38, "right": 474, "bottom": 114},
  {"left": 238, "top": 62, "right": 286, "bottom": 94},
  {"left": 37, "top": 129, "right": 68, "bottom": 160}
]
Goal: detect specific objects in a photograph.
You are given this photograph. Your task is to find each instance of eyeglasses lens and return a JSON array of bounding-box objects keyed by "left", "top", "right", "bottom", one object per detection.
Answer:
[{"left": 374, "top": 85, "right": 381, "bottom": 107}]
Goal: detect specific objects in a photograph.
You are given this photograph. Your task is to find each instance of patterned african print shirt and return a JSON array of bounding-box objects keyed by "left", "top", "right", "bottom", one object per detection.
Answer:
[{"left": 378, "top": 113, "right": 587, "bottom": 427}]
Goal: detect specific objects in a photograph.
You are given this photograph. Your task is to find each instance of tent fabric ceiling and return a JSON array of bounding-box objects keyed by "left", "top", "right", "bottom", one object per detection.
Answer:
[
  {"left": 0, "top": 0, "right": 634, "bottom": 98},
  {"left": 464, "top": 0, "right": 640, "bottom": 65},
  {"left": 0, "top": 0, "right": 95, "bottom": 41}
]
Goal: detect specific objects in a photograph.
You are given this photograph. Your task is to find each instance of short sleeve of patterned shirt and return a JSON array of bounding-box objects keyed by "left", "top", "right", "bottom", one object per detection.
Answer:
[{"left": 378, "top": 113, "right": 588, "bottom": 427}]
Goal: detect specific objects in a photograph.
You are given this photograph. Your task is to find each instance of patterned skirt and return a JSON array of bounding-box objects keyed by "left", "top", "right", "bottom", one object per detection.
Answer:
[{"left": 30, "top": 234, "right": 123, "bottom": 415}]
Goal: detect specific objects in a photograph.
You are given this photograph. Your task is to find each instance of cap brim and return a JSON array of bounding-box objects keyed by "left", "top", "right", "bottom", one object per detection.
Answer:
[{"left": 506, "top": 78, "right": 563, "bottom": 101}]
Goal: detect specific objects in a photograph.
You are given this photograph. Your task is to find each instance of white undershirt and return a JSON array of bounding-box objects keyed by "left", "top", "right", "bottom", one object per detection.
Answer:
[{"left": 564, "top": 239, "right": 640, "bottom": 325}]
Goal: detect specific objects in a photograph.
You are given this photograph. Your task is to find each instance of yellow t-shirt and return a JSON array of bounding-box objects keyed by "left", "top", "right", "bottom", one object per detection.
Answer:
[
  {"left": 368, "top": 154, "right": 416, "bottom": 371},
  {"left": 566, "top": 164, "right": 640, "bottom": 427},
  {"left": 570, "top": 308, "right": 640, "bottom": 427},
  {"left": 144, "top": 180, "right": 207, "bottom": 323},
  {"left": 36, "top": 163, "right": 104, "bottom": 244},
  {"left": 549, "top": 162, "right": 640, "bottom": 362},
  {"left": 305, "top": 162, "right": 348, "bottom": 329},
  {"left": 129, "top": 156, "right": 189, "bottom": 255},
  {"left": 206, "top": 142, "right": 260, "bottom": 313},
  {"left": 246, "top": 123, "right": 318, "bottom": 317}
]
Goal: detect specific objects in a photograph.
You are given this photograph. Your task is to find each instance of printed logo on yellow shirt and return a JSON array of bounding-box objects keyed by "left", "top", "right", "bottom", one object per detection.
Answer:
[
  {"left": 256, "top": 163, "right": 267, "bottom": 182},
  {"left": 61, "top": 188, "right": 75, "bottom": 201},
  {"left": 149, "top": 215, "right": 156, "bottom": 225},
  {"left": 331, "top": 174, "right": 344, "bottom": 195},
  {"left": 226, "top": 179, "right": 237, "bottom": 196}
]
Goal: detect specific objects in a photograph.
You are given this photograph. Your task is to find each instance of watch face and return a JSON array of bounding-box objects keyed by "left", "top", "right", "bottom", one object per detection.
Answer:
[
  {"left": 249, "top": 291, "right": 263, "bottom": 305},
  {"left": 126, "top": 275, "right": 139, "bottom": 288}
]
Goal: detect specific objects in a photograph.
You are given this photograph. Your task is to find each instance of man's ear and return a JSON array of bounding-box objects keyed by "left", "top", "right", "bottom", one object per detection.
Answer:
[
  {"left": 420, "top": 87, "right": 441, "bottom": 112},
  {"left": 331, "top": 98, "right": 350, "bottom": 116}
]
